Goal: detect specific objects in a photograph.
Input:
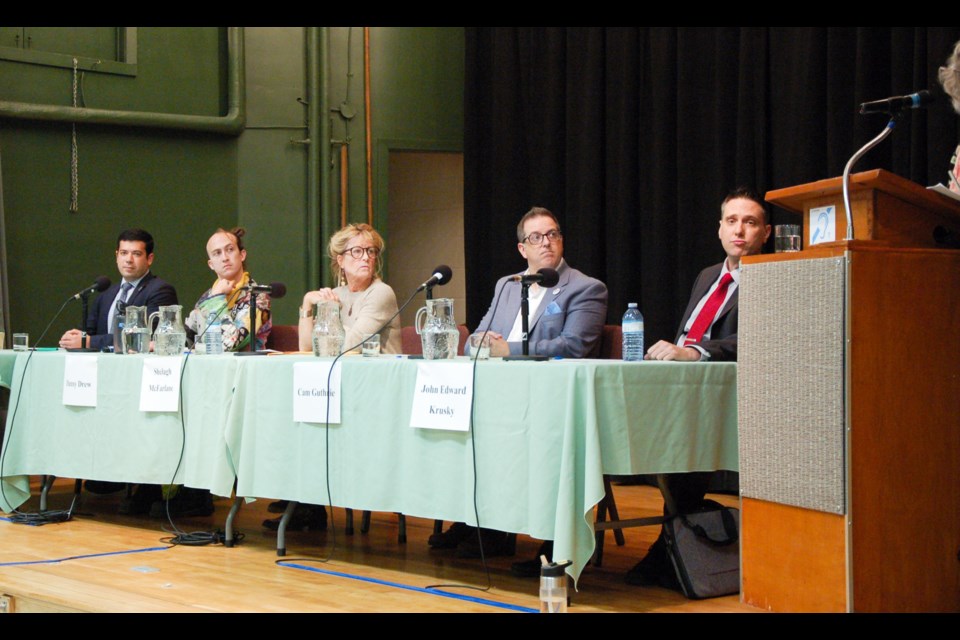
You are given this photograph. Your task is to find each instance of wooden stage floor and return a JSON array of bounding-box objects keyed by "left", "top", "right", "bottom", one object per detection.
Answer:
[{"left": 0, "top": 480, "right": 754, "bottom": 613}]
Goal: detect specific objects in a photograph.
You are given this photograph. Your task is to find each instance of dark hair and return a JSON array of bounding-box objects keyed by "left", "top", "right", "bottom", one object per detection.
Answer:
[
  {"left": 721, "top": 187, "right": 768, "bottom": 225},
  {"left": 117, "top": 228, "right": 155, "bottom": 255},
  {"left": 516, "top": 206, "right": 561, "bottom": 243}
]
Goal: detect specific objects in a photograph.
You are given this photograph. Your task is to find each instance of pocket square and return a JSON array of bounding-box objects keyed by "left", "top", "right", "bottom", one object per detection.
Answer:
[{"left": 544, "top": 301, "right": 562, "bottom": 316}]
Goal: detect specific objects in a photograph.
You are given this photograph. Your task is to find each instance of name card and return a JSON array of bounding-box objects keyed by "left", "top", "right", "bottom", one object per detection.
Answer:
[
  {"left": 810, "top": 205, "right": 836, "bottom": 245},
  {"left": 139, "top": 357, "right": 183, "bottom": 412},
  {"left": 409, "top": 361, "right": 474, "bottom": 431},
  {"left": 62, "top": 355, "right": 98, "bottom": 407},
  {"left": 293, "top": 361, "right": 342, "bottom": 424}
]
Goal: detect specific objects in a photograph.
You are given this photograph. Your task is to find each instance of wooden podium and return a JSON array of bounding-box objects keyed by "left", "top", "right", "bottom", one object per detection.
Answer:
[{"left": 738, "top": 170, "right": 960, "bottom": 612}]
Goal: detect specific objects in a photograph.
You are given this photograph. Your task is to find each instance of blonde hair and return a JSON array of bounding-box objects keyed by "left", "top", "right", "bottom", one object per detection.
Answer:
[
  {"left": 328, "top": 223, "right": 385, "bottom": 286},
  {"left": 939, "top": 40, "right": 960, "bottom": 114}
]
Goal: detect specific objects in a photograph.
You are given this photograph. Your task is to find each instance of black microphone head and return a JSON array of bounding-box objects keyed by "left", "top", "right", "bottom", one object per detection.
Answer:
[
  {"left": 538, "top": 268, "right": 560, "bottom": 288},
  {"left": 269, "top": 282, "right": 287, "bottom": 299},
  {"left": 95, "top": 276, "right": 112, "bottom": 292},
  {"left": 432, "top": 265, "right": 453, "bottom": 286}
]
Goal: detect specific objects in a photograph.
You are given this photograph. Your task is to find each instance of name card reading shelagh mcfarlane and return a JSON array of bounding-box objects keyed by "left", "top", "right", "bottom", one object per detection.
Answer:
[
  {"left": 292, "top": 361, "right": 342, "bottom": 424},
  {"left": 139, "top": 356, "right": 183, "bottom": 412},
  {"left": 62, "top": 354, "right": 98, "bottom": 407},
  {"left": 409, "top": 361, "right": 474, "bottom": 431}
]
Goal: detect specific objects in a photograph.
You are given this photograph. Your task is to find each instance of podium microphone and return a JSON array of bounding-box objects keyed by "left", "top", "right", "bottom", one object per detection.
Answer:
[{"left": 859, "top": 90, "right": 934, "bottom": 115}]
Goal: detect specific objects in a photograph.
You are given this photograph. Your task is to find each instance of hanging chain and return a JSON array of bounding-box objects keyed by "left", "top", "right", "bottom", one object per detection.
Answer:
[{"left": 70, "top": 57, "right": 79, "bottom": 213}]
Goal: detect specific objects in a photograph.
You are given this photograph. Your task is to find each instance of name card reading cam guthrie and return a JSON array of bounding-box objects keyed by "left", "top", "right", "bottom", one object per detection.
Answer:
[
  {"left": 139, "top": 356, "right": 183, "bottom": 412},
  {"left": 409, "top": 361, "right": 474, "bottom": 432},
  {"left": 62, "top": 354, "right": 98, "bottom": 407},
  {"left": 292, "top": 361, "right": 342, "bottom": 424}
]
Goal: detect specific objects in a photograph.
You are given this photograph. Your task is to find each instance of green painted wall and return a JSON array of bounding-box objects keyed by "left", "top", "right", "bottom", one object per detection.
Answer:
[
  {"left": 0, "top": 27, "right": 234, "bottom": 345},
  {"left": 328, "top": 27, "right": 464, "bottom": 252},
  {"left": 0, "top": 26, "right": 464, "bottom": 341}
]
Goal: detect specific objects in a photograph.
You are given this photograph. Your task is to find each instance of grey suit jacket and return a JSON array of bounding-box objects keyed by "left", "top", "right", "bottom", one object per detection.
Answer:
[
  {"left": 474, "top": 261, "right": 608, "bottom": 358},
  {"left": 674, "top": 262, "right": 738, "bottom": 361}
]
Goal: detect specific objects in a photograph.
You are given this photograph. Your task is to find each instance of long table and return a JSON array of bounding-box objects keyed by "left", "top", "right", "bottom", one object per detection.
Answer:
[{"left": 0, "top": 350, "right": 737, "bottom": 582}]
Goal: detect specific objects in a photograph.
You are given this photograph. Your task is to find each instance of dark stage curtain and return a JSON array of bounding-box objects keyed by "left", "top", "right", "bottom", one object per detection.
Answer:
[{"left": 464, "top": 27, "right": 960, "bottom": 344}]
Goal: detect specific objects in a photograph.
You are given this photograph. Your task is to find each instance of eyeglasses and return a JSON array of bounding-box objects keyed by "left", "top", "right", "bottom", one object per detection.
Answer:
[
  {"left": 342, "top": 246, "right": 380, "bottom": 260},
  {"left": 523, "top": 230, "right": 562, "bottom": 245}
]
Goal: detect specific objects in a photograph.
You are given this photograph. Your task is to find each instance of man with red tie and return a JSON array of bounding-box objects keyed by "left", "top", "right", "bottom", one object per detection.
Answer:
[{"left": 627, "top": 187, "right": 770, "bottom": 588}]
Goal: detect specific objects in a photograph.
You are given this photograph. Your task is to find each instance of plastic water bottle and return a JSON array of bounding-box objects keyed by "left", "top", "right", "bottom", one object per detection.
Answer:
[
  {"left": 622, "top": 303, "right": 644, "bottom": 361},
  {"left": 539, "top": 560, "right": 571, "bottom": 613},
  {"left": 203, "top": 311, "right": 224, "bottom": 355}
]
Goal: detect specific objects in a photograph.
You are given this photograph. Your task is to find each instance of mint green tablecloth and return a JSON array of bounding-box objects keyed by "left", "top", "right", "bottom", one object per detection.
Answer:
[
  {"left": 0, "top": 351, "right": 241, "bottom": 511},
  {"left": 1, "top": 351, "right": 737, "bottom": 583},
  {"left": 0, "top": 350, "right": 17, "bottom": 388},
  {"left": 226, "top": 356, "right": 737, "bottom": 583}
]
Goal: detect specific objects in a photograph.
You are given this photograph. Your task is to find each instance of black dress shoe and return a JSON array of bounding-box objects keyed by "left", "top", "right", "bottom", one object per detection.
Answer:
[
  {"left": 456, "top": 529, "right": 516, "bottom": 558},
  {"left": 428, "top": 522, "right": 475, "bottom": 549},
  {"left": 263, "top": 504, "right": 327, "bottom": 531},
  {"left": 510, "top": 541, "right": 554, "bottom": 577},
  {"left": 119, "top": 484, "right": 163, "bottom": 515},
  {"left": 84, "top": 480, "right": 125, "bottom": 495},
  {"left": 149, "top": 487, "right": 214, "bottom": 518},
  {"left": 267, "top": 500, "right": 289, "bottom": 514}
]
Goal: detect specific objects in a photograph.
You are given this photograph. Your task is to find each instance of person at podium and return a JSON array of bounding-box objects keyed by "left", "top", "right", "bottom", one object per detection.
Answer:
[{"left": 938, "top": 40, "right": 960, "bottom": 193}]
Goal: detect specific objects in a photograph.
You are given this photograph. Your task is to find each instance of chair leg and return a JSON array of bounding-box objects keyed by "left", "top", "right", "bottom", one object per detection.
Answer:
[
  {"left": 594, "top": 476, "right": 626, "bottom": 566},
  {"left": 345, "top": 507, "right": 355, "bottom": 535},
  {"left": 604, "top": 477, "right": 626, "bottom": 546},
  {"left": 433, "top": 519, "right": 444, "bottom": 535},
  {"left": 361, "top": 510, "right": 371, "bottom": 533}
]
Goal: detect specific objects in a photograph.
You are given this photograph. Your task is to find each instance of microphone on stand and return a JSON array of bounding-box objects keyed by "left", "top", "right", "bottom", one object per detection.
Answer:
[
  {"left": 238, "top": 281, "right": 287, "bottom": 354},
  {"left": 72, "top": 276, "right": 111, "bottom": 300},
  {"left": 417, "top": 265, "right": 453, "bottom": 291},
  {"left": 859, "top": 90, "right": 934, "bottom": 115},
  {"left": 507, "top": 268, "right": 560, "bottom": 288},
  {"left": 246, "top": 282, "right": 287, "bottom": 298},
  {"left": 504, "top": 268, "right": 561, "bottom": 362},
  {"left": 418, "top": 265, "right": 453, "bottom": 301}
]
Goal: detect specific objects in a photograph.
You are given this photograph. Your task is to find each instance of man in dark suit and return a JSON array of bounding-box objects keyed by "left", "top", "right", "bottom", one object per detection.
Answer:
[
  {"left": 628, "top": 187, "right": 770, "bottom": 587},
  {"left": 59, "top": 228, "right": 178, "bottom": 352},
  {"left": 58, "top": 228, "right": 179, "bottom": 504}
]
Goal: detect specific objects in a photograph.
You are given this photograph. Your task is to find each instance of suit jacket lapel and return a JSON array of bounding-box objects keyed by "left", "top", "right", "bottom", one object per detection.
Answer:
[{"left": 129, "top": 273, "right": 154, "bottom": 305}]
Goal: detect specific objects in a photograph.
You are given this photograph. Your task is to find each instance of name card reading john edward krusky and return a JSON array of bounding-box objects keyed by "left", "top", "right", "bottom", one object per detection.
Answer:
[
  {"left": 139, "top": 356, "right": 183, "bottom": 412},
  {"left": 409, "top": 361, "right": 474, "bottom": 431}
]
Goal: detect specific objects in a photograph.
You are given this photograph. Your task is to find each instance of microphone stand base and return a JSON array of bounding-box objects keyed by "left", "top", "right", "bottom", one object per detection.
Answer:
[{"left": 502, "top": 355, "right": 549, "bottom": 362}]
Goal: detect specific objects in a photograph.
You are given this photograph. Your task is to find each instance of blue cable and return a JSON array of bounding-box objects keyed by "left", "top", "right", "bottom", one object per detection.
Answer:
[
  {"left": 278, "top": 561, "right": 537, "bottom": 613},
  {"left": 0, "top": 545, "right": 168, "bottom": 567}
]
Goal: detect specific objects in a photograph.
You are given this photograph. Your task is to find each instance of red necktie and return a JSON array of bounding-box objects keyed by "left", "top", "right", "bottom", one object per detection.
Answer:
[{"left": 684, "top": 272, "right": 734, "bottom": 346}]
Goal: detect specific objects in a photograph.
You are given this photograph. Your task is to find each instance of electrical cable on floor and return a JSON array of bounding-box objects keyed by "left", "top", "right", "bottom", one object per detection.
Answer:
[
  {"left": 0, "top": 545, "right": 170, "bottom": 568},
  {"left": 276, "top": 559, "right": 537, "bottom": 613}
]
